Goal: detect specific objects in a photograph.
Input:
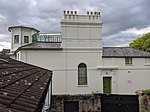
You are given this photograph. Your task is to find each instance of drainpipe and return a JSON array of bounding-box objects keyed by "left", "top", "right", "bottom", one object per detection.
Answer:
[{"left": 49, "top": 77, "right": 52, "bottom": 110}]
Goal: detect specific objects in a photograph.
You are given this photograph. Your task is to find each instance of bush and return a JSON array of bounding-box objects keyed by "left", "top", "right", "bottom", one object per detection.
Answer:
[{"left": 143, "top": 89, "right": 150, "bottom": 95}]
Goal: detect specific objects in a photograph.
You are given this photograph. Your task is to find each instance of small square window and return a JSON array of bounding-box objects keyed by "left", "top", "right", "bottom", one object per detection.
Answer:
[
  {"left": 32, "top": 34, "right": 37, "bottom": 42},
  {"left": 125, "top": 57, "right": 132, "bottom": 65},
  {"left": 145, "top": 58, "right": 150, "bottom": 63},
  {"left": 14, "top": 35, "right": 19, "bottom": 43},
  {"left": 24, "top": 36, "right": 29, "bottom": 43}
]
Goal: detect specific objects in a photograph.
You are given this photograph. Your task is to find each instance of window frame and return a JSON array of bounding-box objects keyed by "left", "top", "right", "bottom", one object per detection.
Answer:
[
  {"left": 78, "top": 63, "right": 87, "bottom": 86},
  {"left": 14, "top": 35, "right": 19, "bottom": 43},
  {"left": 125, "top": 57, "right": 132, "bottom": 65},
  {"left": 32, "top": 34, "right": 37, "bottom": 42},
  {"left": 145, "top": 58, "right": 150, "bottom": 63},
  {"left": 145, "top": 58, "right": 150, "bottom": 66},
  {"left": 24, "top": 36, "right": 29, "bottom": 43}
]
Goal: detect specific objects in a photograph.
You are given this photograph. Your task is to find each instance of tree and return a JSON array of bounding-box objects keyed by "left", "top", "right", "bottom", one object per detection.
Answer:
[{"left": 129, "top": 32, "right": 150, "bottom": 52}]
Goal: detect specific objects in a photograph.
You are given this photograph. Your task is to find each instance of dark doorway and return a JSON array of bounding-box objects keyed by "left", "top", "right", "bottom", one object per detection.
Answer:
[
  {"left": 64, "top": 101, "right": 79, "bottom": 112},
  {"left": 101, "top": 94, "right": 139, "bottom": 112}
]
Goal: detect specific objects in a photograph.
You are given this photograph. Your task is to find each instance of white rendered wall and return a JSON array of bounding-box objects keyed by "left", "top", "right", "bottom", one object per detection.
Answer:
[
  {"left": 19, "top": 49, "right": 150, "bottom": 95},
  {"left": 102, "top": 58, "right": 150, "bottom": 94},
  {"left": 61, "top": 12, "right": 102, "bottom": 49},
  {"left": 19, "top": 49, "right": 102, "bottom": 94},
  {"left": 116, "top": 69, "right": 150, "bottom": 94}
]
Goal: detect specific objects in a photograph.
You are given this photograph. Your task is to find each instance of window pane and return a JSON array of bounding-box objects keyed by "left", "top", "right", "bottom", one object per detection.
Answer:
[
  {"left": 145, "top": 58, "right": 150, "bottom": 63},
  {"left": 24, "top": 36, "right": 29, "bottom": 43},
  {"left": 78, "top": 77, "right": 87, "bottom": 85},
  {"left": 79, "top": 68, "right": 86, "bottom": 77},
  {"left": 14, "top": 35, "right": 19, "bottom": 43},
  {"left": 32, "top": 34, "right": 37, "bottom": 42},
  {"left": 125, "top": 58, "right": 132, "bottom": 65},
  {"left": 78, "top": 63, "right": 87, "bottom": 85}
]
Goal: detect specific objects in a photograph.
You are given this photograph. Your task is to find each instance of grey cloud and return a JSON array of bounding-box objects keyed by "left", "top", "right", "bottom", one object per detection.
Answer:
[
  {"left": 0, "top": 0, "right": 150, "bottom": 49},
  {"left": 102, "top": 0, "right": 150, "bottom": 36},
  {"left": 0, "top": 34, "right": 10, "bottom": 41}
]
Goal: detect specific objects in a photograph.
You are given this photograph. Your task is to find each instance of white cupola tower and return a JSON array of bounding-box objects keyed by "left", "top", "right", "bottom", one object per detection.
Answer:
[
  {"left": 8, "top": 26, "right": 39, "bottom": 52},
  {"left": 61, "top": 10, "right": 103, "bottom": 49}
]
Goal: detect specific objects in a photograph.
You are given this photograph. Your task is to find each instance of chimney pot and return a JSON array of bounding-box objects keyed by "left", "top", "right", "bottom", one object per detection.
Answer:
[
  {"left": 64, "top": 10, "right": 66, "bottom": 14},
  {"left": 98, "top": 12, "right": 100, "bottom": 15},
  {"left": 75, "top": 11, "right": 77, "bottom": 15},
  {"left": 67, "top": 11, "right": 69, "bottom": 14},
  {"left": 87, "top": 11, "right": 89, "bottom": 15}
]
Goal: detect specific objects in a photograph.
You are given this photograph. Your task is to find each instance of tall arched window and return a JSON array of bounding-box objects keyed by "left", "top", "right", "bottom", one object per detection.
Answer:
[{"left": 78, "top": 63, "right": 87, "bottom": 85}]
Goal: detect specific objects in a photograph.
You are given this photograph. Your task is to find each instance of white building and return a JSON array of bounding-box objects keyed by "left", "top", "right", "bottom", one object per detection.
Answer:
[{"left": 9, "top": 11, "right": 150, "bottom": 95}]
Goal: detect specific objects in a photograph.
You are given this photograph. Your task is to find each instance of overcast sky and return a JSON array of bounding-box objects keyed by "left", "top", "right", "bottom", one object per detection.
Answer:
[{"left": 0, "top": 0, "right": 150, "bottom": 51}]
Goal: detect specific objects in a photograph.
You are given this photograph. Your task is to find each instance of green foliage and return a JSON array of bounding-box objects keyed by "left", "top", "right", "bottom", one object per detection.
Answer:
[
  {"left": 89, "top": 92, "right": 96, "bottom": 99},
  {"left": 129, "top": 32, "right": 150, "bottom": 52},
  {"left": 143, "top": 89, "right": 150, "bottom": 95}
]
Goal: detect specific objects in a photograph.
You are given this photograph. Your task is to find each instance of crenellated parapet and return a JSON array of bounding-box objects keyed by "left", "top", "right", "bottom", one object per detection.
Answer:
[
  {"left": 61, "top": 10, "right": 102, "bottom": 49},
  {"left": 62, "top": 10, "right": 101, "bottom": 21}
]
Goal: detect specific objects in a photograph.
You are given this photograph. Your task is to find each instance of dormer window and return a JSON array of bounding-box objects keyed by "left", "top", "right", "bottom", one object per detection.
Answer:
[
  {"left": 24, "top": 36, "right": 29, "bottom": 43},
  {"left": 14, "top": 35, "right": 19, "bottom": 43}
]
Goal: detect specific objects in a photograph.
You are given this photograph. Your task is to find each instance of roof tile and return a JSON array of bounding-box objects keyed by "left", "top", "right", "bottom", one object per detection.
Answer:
[{"left": 0, "top": 55, "right": 52, "bottom": 112}]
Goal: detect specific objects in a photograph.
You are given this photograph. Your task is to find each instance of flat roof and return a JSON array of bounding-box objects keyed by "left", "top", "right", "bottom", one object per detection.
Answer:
[{"left": 8, "top": 26, "right": 40, "bottom": 32}]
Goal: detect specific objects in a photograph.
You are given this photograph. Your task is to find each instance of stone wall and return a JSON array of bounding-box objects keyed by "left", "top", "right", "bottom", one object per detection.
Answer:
[
  {"left": 136, "top": 90, "right": 150, "bottom": 112},
  {"left": 50, "top": 94, "right": 101, "bottom": 112},
  {"left": 139, "top": 95, "right": 150, "bottom": 112},
  {"left": 51, "top": 93, "right": 150, "bottom": 112}
]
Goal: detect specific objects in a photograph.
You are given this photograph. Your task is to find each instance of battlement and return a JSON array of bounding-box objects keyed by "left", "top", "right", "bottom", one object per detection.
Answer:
[{"left": 62, "top": 10, "right": 101, "bottom": 21}]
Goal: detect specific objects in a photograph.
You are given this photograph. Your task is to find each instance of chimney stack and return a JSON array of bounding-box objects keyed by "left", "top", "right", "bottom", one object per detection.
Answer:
[
  {"left": 75, "top": 11, "right": 77, "bottom": 15},
  {"left": 87, "top": 11, "right": 89, "bottom": 15},
  {"left": 67, "top": 11, "right": 69, "bottom": 14},
  {"left": 64, "top": 10, "right": 66, "bottom": 15},
  {"left": 71, "top": 11, "right": 73, "bottom": 14}
]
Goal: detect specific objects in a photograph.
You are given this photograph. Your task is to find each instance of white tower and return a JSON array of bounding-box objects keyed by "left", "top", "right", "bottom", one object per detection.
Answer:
[
  {"left": 61, "top": 11, "right": 103, "bottom": 49},
  {"left": 8, "top": 26, "right": 39, "bottom": 52}
]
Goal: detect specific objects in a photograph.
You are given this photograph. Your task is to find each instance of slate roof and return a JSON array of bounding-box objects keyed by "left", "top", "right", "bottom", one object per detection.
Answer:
[
  {"left": 103, "top": 47, "right": 150, "bottom": 57},
  {"left": 19, "top": 42, "right": 62, "bottom": 50},
  {"left": 0, "top": 55, "right": 52, "bottom": 112},
  {"left": 16, "top": 42, "right": 150, "bottom": 57}
]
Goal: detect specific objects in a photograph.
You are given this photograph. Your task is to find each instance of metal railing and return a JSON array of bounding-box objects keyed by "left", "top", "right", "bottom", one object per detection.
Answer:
[{"left": 32, "top": 33, "right": 62, "bottom": 43}]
